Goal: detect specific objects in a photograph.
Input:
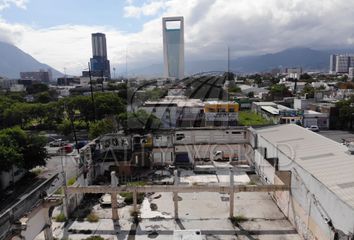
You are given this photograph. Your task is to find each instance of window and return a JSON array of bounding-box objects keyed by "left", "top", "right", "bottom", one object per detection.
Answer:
[
  {"left": 176, "top": 133, "right": 185, "bottom": 140},
  {"left": 232, "top": 131, "right": 241, "bottom": 135},
  {"left": 229, "top": 108, "right": 234, "bottom": 112}
]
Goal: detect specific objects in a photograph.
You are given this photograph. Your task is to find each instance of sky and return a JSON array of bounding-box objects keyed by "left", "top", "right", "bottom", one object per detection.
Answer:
[{"left": 1, "top": 0, "right": 354, "bottom": 75}]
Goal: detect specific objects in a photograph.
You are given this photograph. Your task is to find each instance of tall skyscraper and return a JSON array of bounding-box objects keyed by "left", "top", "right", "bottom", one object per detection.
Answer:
[
  {"left": 92, "top": 33, "right": 107, "bottom": 57},
  {"left": 162, "top": 16, "right": 184, "bottom": 80},
  {"left": 329, "top": 54, "right": 336, "bottom": 74},
  {"left": 90, "top": 33, "right": 111, "bottom": 78},
  {"left": 329, "top": 54, "right": 354, "bottom": 74}
]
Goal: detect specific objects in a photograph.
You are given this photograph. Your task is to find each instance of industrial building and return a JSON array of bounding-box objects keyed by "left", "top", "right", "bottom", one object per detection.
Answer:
[
  {"left": 141, "top": 97, "right": 239, "bottom": 128},
  {"left": 254, "top": 124, "right": 354, "bottom": 239},
  {"left": 252, "top": 102, "right": 303, "bottom": 124}
]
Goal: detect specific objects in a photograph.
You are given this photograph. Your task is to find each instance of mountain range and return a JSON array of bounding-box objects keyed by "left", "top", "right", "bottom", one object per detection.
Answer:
[
  {"left": 0, "top": 41, "right": 62, "bottom": 79},
  {"left": 1, "top": 40, "right": 353, "bottom": 79},
  {"left": 131, "top": 47, "right": 345, "bottom": 76}
]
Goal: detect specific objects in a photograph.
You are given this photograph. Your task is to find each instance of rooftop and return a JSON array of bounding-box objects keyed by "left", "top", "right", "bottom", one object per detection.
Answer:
[
  {"left": 253, "top": 102, "right": 277, "bottom": 107},
  {"left": 256, "top": 124, "right": 354, "bottom": 210}
]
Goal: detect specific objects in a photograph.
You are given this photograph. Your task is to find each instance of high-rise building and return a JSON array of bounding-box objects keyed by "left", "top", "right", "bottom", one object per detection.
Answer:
[
  {"left": 20, "top": 70, "right": 51, "bottom": 83},
  {"left": 90, "top": 33, "right": 111, "bottom": 78},
  {"left": 92, "top": 33, "right": 107, "bottom": 58},
  {"left": 330, "top": 54, "right": 354, "bottom": 74},
  {"left": 329, "top": 54, "right": 336, "bottom": 74},
  {"left": 162, "top": 16, "right": 184, "bottom": 80}
]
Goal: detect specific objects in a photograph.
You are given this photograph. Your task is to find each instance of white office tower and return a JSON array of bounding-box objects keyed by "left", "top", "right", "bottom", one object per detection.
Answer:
[{"left": 162, "top": 16, "right": 184, "bottom": 80}]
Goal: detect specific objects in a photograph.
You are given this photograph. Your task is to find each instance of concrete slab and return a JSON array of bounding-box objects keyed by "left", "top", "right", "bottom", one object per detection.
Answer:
[{"left": 34, "top": 171, "right": 299, "bottom": 240}]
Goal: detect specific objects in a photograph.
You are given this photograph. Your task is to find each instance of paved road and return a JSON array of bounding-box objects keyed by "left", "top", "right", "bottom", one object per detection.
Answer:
[{"left": 319, "top": 130, "right": 354, "bottom": 143}]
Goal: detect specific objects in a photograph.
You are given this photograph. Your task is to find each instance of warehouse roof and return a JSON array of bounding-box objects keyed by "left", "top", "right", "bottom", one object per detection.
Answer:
[{"left": 256, "top": 124, "right": 354, "bottom": 210}]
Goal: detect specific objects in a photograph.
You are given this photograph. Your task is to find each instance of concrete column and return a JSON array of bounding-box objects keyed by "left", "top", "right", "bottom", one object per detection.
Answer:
[
  {"left": 43, "top": 209, "right": 53, "bottom": 240},
  {"left": 111, "top": 193, "right": 119, "bottom": 221},
  {"left": 62, "top": 186, "right": 69, "bottom": 218},
  {"left": 133, "top": 190, "right": 137, "bottom": 213},
  {"left": 229, "top": 167, "right": 235, "bottom": 218},
  {"left": 173, "top": 170, "right": 179, "bottom": 219},
  {"left": 111, "top": 171, "right": 119, "bottom": 221},
  {"left": 111, "top": 171, "right": 118, "bottom": 186}
]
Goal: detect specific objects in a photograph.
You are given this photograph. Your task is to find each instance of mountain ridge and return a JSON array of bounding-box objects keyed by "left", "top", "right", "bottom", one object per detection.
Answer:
[
  {"left": 130, "top": 47, "right": 354, "bottom": 76},
  {"left": 0, "top": 41, "right": 62, "bottom": 80}
]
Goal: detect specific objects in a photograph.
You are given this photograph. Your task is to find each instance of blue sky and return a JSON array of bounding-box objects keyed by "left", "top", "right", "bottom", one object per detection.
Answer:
[
  {"left": 0, "top": 0, "right": 354, "bottom": 76},
  {"left": 1, "top": 0, "right": 152, "bottom": 32}
]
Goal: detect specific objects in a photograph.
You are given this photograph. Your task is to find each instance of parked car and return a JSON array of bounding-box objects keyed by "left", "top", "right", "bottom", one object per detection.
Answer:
[
  {"left": 213, "top": 150, "right": 238, "bottom": 161},
  {"left": 48, "top": 139, "right": 68, "bottom": 147},
  {"left": 307, "top": 125, "right": 319, "bottom": 132}
]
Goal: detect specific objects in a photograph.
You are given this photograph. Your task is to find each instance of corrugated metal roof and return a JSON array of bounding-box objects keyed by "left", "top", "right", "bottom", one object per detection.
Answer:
[
  {"left": 256, "top": 124, "right": 354, "bottom": 210},
  {"left": 261, "top": 106, "right": 279, "bottom": 115}
]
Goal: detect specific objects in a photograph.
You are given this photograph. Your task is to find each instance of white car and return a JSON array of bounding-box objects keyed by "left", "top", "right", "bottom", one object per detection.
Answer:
[{"left": 307, "top": 125, "right": 319, "bottom": 132}]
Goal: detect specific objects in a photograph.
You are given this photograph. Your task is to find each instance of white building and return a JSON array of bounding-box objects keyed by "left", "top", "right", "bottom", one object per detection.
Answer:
[
  {"left": 303, "top": 110, "right": 329, "bottom": 129},
  {"left": 286, "top": 67, "right": 302, "bottom": 79},
  {"left": 254, "top": 124, "right": 354, "bottom": 239},
  {"left": 162, "top": 16, "right": 184, "bottom": 80}
]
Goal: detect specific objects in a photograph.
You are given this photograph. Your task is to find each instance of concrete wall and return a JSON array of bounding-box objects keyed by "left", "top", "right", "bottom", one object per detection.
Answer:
[
  {"left": 255, "top": 136, "right": 354, "bottom": 239},
  {"left": 0, "top": 166, "right": 25, "bottom": 190},
  {"left": 152, "top": 147, "right": 174, "bottom": 165},
  {"left": 20, "top": 207, "right": 49, "bottom": 240}
]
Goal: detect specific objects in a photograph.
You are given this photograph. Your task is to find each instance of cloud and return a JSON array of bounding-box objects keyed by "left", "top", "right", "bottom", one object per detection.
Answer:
[
  {"left": 124, "top": 0, "right": 166, "bottom": 18},
  {"left": 0, "top": 0, "right": 27, "bottom": 11},
  {"left": 1, "top": 0, "right": 354, "bottom": 75}
]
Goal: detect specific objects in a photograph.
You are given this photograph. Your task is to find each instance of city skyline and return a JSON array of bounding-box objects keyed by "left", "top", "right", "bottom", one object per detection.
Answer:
[{"left": 1, "top": 0, "right": 354, "bottom": 75}]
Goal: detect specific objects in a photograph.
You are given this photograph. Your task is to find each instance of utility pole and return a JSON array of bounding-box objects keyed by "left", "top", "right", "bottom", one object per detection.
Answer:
[
  {"left": 101, "top": 70, "right": 104, "bottom": 92},
  {"left": 88, "top": 62, "right": 96, "bottom": 121},
  {"left": 227, "top": 46, "right": 230, "bottom": 81}
]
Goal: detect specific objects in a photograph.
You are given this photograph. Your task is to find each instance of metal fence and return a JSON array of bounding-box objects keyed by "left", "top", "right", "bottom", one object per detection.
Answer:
[{"left": 0, "top": 174, "right": 60, "bottom": 240}]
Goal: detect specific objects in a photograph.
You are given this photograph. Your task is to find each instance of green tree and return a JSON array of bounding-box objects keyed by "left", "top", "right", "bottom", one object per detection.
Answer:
[
  {"left": 118, "top": 110, "right": 161, "bottom": 130},
  {"left": 89, "top": 118, "right": 115, "bottom": 139},
  {"left": 26, "top": 83, "right": 49, "bottom": 95},
  {"left": 302, "top": 83, "right": 315, "bottom": 98},
  {"left": 94, "top": 92, "right": 125, "bottom": 119},
  {"left": 0, "top": 127, "right": 48, "bottom": 171},
  {"left": 35, "top": 92, "right": 52, "bottom": 103},
  {"left": 228, "top": 86, "right": 241, "bottom": 93},
  {"left": 58, "top": 119, "right": 72, "bottom": 136},
  {"left": 247, "top": 91, "right": 254, "bottom": 98},
  {"left": 269, "top": 84, "right": 292, "bottom": 99},
  {"left": 300, "top": 73, "right": 312, "bottom": 81}
]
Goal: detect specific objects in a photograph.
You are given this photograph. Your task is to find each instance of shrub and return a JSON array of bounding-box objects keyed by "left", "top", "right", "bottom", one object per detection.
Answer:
[
  {"left": 120, "top": 192, "right": 144, "bottom": 205},
  {"left": 230, "top": 215, "right": 248, "bottom": 225},
  {"left": 54, "top": 187, "right": 63, "bottom": 195},
  {"left": 54, "top": 213, "right": 66, "bottom": 222},
  {"left": 247, "top": 180, "right": 257, "bottom": 185},
  {"left": 67, "top": 177, "right": 77, "bottom": 186},
  {"left": 84, "top": 236, "right": 104, "bottom": 240},
  {"left": 86, "top": 212, "right": 99, "bottom": 223}
]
